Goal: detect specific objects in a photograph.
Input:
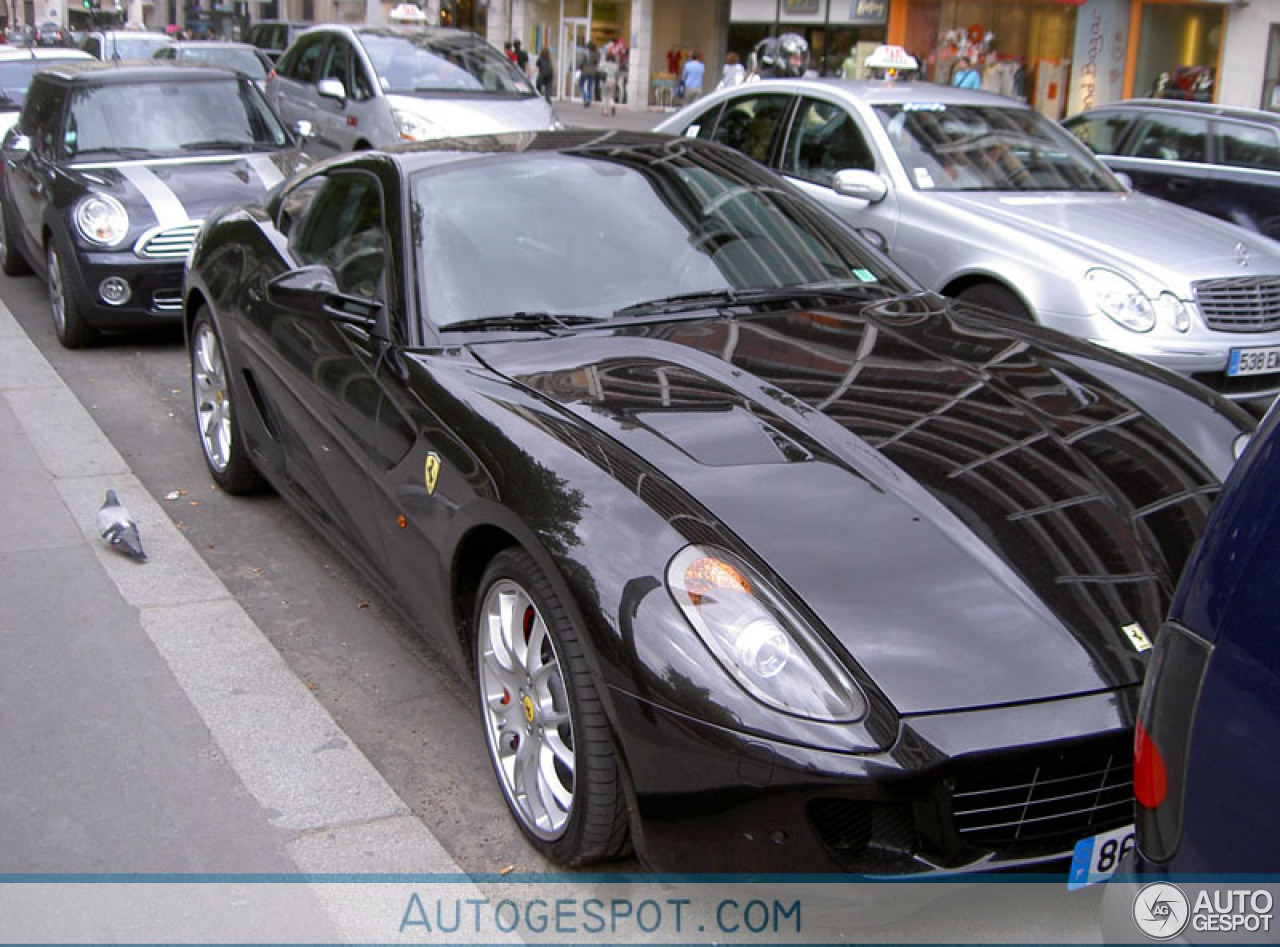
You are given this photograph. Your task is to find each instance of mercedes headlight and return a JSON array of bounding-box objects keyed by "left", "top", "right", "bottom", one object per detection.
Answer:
[
  {"left": 1153, "top": 291, "right": 1191, "bottom": 333},
  {"left": 1085, "top": 269, "right": 1156, "bottom": 332},
  {"left": 393, "top": 108, "right": 441, "bottom": 142},
  {"left": 667, "top": 545, "right": 867, "bottom": 722},
  {"left": 73, "top": 194, "right": 129, "bottom": 247}
]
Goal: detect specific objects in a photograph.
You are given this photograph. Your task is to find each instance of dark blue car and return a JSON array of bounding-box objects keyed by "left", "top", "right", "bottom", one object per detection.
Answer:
[
  {"left": 1102, "top": 402, "right": 1279, "bottom": 939},
  {"left": 1064, "top": 99, "right": 1280, "bottom": 241}
]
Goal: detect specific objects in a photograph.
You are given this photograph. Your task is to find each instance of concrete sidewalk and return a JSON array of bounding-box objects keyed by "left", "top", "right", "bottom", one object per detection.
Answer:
[{"left": 0, "top": 297, "right": 471, "bottom": 935}]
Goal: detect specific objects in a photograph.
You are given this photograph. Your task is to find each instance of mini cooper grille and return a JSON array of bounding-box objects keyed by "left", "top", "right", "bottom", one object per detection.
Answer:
[
  {"left": 1193, "top": 277, "right": 1280, "bottom": 332},
  {"left": 135, "top": 222, "right": 202, "bottom": 260},
  {"left": 950, "top": 743, "right": 1133, "bottom": 846}
]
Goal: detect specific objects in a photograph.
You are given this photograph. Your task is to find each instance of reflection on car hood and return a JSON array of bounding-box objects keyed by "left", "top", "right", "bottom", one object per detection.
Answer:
[
  {"left": 66, "top": 151, "right": 300, "bottom": 225},
  {"left": 929, "top": 190, "right": 1280, "bottom": 289},
  {"left": 384, "top": 92, "right": 554, "bottom": 137},
  {"left": 479, "top": 300, "right": 1226, "bottom": 714}
]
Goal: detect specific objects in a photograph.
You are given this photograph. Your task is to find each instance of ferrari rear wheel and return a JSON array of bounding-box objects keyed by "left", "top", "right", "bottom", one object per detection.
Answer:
[
  {"left": 189, "top": 308, "right": 266, "bottom": 494},
  {"left": 474, "top": 548, "right": 630, "bottom": 866},
  {"left": 47, "top": 240, "right": 99, "bottom": 349}
]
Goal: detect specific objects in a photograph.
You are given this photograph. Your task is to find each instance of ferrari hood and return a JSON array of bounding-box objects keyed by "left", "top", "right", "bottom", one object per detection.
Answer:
[
  {"left": 927, "top": 190, "right": 1280, "bottom": 288},
  {"left": 65, "top": 152, "right": 299, "bottom": 226},
  {"left": 477, "top": 302, "right": 1225, "bottom": 715}
]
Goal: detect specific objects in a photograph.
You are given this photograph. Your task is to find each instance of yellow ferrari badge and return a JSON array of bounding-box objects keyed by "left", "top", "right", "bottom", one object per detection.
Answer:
[
  {"left": 1121, "top": 622, "right": 1152, "bottom": 653},
  {"left": 424, "top": 452, "right": 441, "bottom": 495}
]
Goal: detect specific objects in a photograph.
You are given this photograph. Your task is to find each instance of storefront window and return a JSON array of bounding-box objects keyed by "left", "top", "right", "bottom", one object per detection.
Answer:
[
  {"left": 903, "top": 0, "right": 1073, "bottom": 117},
  {"left": 1132, "top": 2, "right": 1223, "bottom": 102}
]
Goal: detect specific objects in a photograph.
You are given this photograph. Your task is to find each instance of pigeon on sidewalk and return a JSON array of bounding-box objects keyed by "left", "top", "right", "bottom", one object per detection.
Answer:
[{"left": 97, "top": 489, "right": 147, "bottom": 561}]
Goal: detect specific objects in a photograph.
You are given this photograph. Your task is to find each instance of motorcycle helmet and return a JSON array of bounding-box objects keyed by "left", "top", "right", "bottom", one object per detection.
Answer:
[
  {"left": 776, "top": 32, "right": 809, "bottom": 78},
  {"left": 754, "top": 32, "right": 809, "bottom": 78}
]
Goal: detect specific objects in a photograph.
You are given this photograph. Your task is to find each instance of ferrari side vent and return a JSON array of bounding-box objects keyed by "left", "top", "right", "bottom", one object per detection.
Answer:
[
  {"left": 1193, "top": 277, "right": 1280, "bottom": 333},
  {"left": 135, "top": 222, "right": 202, "bottom": 260}
]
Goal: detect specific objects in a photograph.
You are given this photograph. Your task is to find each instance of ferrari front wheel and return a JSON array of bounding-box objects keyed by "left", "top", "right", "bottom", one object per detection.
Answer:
[
  {"left": 189, "top": 308, "right": 265, "bottom": 494},
  {"left": 474, "top": 548, "right": 630, "bottom": 866}
]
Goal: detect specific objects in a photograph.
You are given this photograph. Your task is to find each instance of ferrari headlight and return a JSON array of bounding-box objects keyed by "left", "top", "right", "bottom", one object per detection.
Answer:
[
  {"left": 1153, "top": 291, "right": 1191, "bottom": 333},
  {"left": 667, "top": 545, "right": 867, "bottom": 722},
  {"left": 393, "top": 107, "right": 441, "bottom": 142},
  {"left": 1085, "top": 269, "right": 1156, "bottom": 332},
  {"left": 73, "top": 194, "right": 129, "bottom": 247}
]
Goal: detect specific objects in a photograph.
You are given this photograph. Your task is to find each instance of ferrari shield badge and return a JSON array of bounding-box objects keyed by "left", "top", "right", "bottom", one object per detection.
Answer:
[
  {"left": 424, "top": 452, "right": 441, "bottom": 495},
  {"left": 1121, "top": 622, "right": 1152, "bottom": 653}
]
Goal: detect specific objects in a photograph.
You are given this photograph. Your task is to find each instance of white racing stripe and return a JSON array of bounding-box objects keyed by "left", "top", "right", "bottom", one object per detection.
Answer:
[
  {"left": 246, "top": 154, "right": 285, "bottom": 190},
  {"left": 117, "top": 164, "right": 189, "bottom": 229}
]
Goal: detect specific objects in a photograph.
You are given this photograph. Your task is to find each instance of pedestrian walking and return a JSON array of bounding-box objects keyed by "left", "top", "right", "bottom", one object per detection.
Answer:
[
  {"left": 577, "top": 41, "right": 598, "bottom": 107},
  {"left": 536, "top": 46, "right": 553, "bottom": 103},
  {"left": 679, "top": 50, "right": 705, "bottom": 104}
]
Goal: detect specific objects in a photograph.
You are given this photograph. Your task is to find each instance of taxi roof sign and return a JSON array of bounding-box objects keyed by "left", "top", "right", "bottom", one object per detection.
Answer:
[{"left": 864, "top": 45, "right": 919, "bottom": 71}]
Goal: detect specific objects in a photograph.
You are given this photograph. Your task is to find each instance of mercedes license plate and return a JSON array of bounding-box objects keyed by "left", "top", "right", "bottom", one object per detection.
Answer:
[{"left": 1228, "top": 345, "right": 1280, "bottom": 377}]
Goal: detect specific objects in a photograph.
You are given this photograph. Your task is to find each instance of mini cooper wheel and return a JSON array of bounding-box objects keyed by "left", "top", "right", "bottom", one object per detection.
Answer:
[
  {"left": 189, "top": 308, "right": 266, "bottom": 494},
  {"left": 47, "top": 240, "right": 98, "bottom": 348},
  {"left": 0, "top": 203, "right": 30, "bottom": 276},
  {"left": 474, "top": 548, "right": 629, "bottom": 865}
]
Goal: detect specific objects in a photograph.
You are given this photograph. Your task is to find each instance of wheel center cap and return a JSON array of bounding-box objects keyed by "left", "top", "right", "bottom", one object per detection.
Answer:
[{"left": 521, "top": 694, "right": 536, "bottom": 724}]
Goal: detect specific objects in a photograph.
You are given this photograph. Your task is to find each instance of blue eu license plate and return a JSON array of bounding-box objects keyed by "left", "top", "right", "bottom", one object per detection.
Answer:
[
  {"left": 1228, "top": 345, "right": 1280, "bottom": 377},
  {"left": 1067, "top": 825, "right": 1134, "bottom": 890}
]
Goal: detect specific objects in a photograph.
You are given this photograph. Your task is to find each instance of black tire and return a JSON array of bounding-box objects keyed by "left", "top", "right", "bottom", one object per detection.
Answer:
[
  {"left": 0, "top": 201, "right": 31, "bottom": 277},
  {"left": 47, "top": 239, "right": 99, "bottom": 348},
  {"left": 473, "top": 548, "right": 630, "bottom": 866},
  {"left": 189, "top": 307, "right": 267, "bottom": 494},
  {"left": 955, "top": 282, "right": 1033, "bottom": 322}
]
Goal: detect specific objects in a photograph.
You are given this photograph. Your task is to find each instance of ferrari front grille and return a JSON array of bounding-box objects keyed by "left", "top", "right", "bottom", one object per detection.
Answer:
[
  {"left": 134, "top": 222, "right": 202, "bottom": 260},
  {"left": 950, "top": 741, "right": 1133, "bottom": 847},
  {"left": 1193, "top": 277, "right": 1280, "bottom": 332}
]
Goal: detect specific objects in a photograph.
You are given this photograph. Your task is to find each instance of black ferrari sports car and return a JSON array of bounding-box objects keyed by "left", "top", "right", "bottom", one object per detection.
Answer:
[
  {"left": 182, "top": 130, "right": 1254, "bottom": 874},
  {"left": 0, "top": 60, "right": 304, "bottom": 348}
]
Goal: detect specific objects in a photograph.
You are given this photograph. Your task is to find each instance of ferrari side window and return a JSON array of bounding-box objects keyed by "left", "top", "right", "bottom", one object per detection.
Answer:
[{"left": 292, "top": 172, "right": 386, "bottom": 301}]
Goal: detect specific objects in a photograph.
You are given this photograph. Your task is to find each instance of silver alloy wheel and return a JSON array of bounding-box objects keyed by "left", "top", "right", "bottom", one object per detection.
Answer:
[
  {"left": 477, "top": 578, "right": 576, "bottom": 839},
  {"left": 191, "top": 320, "right": 232, "bottom": 473},
  {"left": 47, "top": 244, "right": 67, "bottom": 337}
]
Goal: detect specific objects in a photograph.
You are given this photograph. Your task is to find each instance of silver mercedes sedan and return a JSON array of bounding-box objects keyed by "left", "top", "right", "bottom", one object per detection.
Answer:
[{"left": 656, "top": 79, "right": 1280, "bottom": 403}]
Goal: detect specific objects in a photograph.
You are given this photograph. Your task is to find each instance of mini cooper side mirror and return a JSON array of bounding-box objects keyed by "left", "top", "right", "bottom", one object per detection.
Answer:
[
  {"left": 293, "top": 119, "right": 315, "bottom": 141},
  {"left": 832, "top": 168, "right": 888, "bottom": 204}
]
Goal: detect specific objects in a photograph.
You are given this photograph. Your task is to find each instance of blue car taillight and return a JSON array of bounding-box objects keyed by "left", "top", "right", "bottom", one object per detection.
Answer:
[{"left": 1134, "top": 622, "right": 1213, "bottom": 863}]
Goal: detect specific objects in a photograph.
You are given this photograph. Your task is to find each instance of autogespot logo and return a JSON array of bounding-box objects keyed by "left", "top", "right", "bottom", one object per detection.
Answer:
[{"left": 1134, "top": 882, "right": 1191, "bottom": 940}]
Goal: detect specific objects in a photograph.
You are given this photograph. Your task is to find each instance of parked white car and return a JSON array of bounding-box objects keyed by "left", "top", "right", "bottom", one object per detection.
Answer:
[
  {"left": 266, "top": 25, "right": 558, "bottom": 159},
  {"left": 657, "top": 78, "right": 1280, "bottom": 403}
]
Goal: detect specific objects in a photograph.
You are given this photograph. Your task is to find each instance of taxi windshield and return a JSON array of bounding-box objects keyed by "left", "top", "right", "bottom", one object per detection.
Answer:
[
  {"left": 873, "top": 103, "right": 1123, "bottom": 192},
  {"left": 362, "top": 32, "right": 535, "bottom": 96}
]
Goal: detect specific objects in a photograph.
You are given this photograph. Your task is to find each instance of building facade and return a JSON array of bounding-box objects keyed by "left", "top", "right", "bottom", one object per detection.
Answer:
[{"left": 22, "top": 0, "right": 1280, "bottom": 115}]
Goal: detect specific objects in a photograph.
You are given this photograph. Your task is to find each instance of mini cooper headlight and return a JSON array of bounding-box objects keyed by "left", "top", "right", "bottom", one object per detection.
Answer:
[
  {"left": 1085, "top": 269, "right": 1156, "bottom": 332},
  {"left": 73, "top": 194, "right": 129, "bottom": 247},
  {"left": 393, "top": 107, "right": 441, "bottom": 142},
  {"left": 667, "top": 545, "right": 867, "bottom": 722},
  {"left": 1153, "top": 291, "right": 1192, "bottom": 333}
]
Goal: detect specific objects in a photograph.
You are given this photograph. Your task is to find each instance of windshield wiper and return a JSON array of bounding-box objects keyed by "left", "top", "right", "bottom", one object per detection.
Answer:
[
  {"left": 445, "top": 311, "right": 606, "bottom": 333},
  {"left": 70, "top": 146, "right": 155, "bottom": 159},
  {"left": 180, "top": 139, "right": 258, "bottom": 152},
  {"left": 613, "top": 282, "right": 896, "bottom": 318}
]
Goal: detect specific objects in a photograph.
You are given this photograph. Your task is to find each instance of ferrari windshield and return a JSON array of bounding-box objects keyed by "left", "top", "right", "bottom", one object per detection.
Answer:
[
  {"left": 362, "top": 31, "right": 535, "bottom": 96},
  {"left": 413, "top": 143, "right": 909, "bottom": 328},
  {"left": 64, "top": 78, "right": 292, "bottom": 158},
  {"left": 874, "top": 103, "right": 1123, "bottom": 193}
]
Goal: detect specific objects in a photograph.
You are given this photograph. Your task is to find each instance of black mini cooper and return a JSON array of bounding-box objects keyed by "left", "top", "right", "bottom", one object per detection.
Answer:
[{"left": 0, "top": 60, "right": 305, "bottom": 347}]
